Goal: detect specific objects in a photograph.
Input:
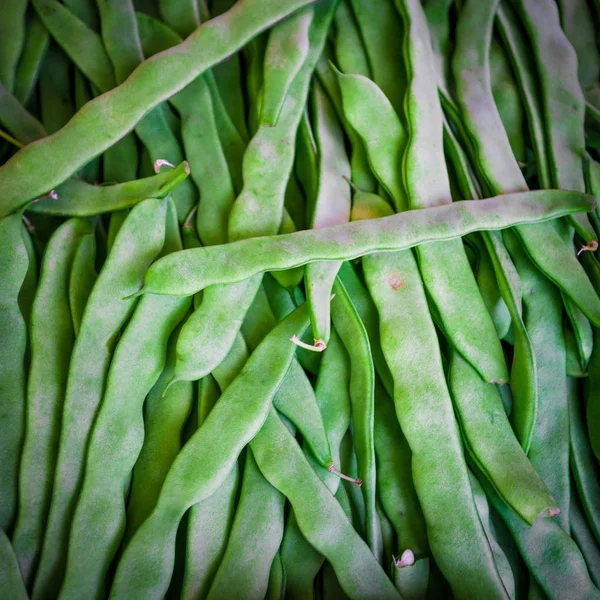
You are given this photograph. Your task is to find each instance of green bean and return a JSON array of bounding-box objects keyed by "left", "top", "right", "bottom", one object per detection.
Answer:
[
  {"left": 449, "top": 350, "right": 558, "bottom": 524},
  {"left": 272, "top": 208, "right": 304, "bottom": 293},
  {"left": 206, "top": 450, "right": 285, "bottom": 600},
  {"left": 182, "top": 374, "right": 239, "bottom": 600},
  {"left": 11, "top": 218, "right": 92, "bottom": 587},
  {"left": 468, "top": 472, "right": 516, "bottom": 600},
  {"left": 568, "top": 377, "right": 600, "bottom": 544},
  {"left": 363, "top": 248, "right": 511, "bottom": 598},
  {"left": 333, "top": 0, "right": 370, "bottom": 78},
  {"left": 295, "top": 108, "right": 319, "bottom": 215},
  {"left": 60, "top": 203, "right": 191, "bottom": 600},
  {"left": 321, "top": 561, "right": 350, "bottom": 600},
  {"left": 495, "top": 2, "right": 552, "bottom": 192},
  {"left": 260, "top": 7, "right": 313, "bottom": 126},
  {"left": 0, "top": 0, "right": 315, "bottom": 217},
  {"left": 479, "top": 469, "right": 600, "bottom": 600},
  {"left": 570, "top": 487, "right": 600, "bottom": 588},
  {"left": 397, "top": 0, "right": 509, "bottom": 385},
  {"left": 452, "top": 0, "right": 600, "bottom": 333},
  {"left": 28, "top": 160, "right": 189, "bottom": 215},
  {"left": 159, "top": 0, "right": 200, "bottom": 37},
  {"left": 281, "top": 330, "right": 352, "bottom": 599},
  {"left": 337, "top": 261, "right": 393, "bottom": 395},
  {"left": 32, "top": 0, "right": 115, "bottom": 92},
  {"left": 565, "top": 328, "right": 587, "bottom": 378},
  {"left": 490, "top": 37, "right": 525, "bottom": 164},
  {"left": 339, "top": 427, "right": 367, "bottom": 537},
  {"left": 32, "top": 197, "right": 169, "bottom": 600},
  {"left": 0, "top": 530, "right": 28, "bottom": 600},
  {"left": 305, "top": 80, "right": 351, "bottom": 344},
  {"left": 330, "top": 276, "right": 379, "bottom": 556},
  {"left": 374, "top": 383, "right": 429, "bottom": 598},
  {"left": 564, "top": 297, "right": 594, "bottom": 372},
  {"left": 503, "top": 228, "right": 570, "bottom": 527},
  {"left": 334, "top": 68, "right": 407, "bottom": 211},
  {"left": 125, "top": 335, "right": 198, "bottom": 543},
  {"left": 314, "top": 50, "right": 378, "bottom": 195},
  {"left": 205, "top": 69, "right": 247, "bottom": 194},
  {"left": 228, "top": 1, "right": 336, "bottom": 242},
  {"left": 347, "top": 0, "right": 405, "bottom": 115},
  {"left": 68, "top": 233, "right": 96, "bottom": 336},
  {"left": 18, "top": 221, "right": 38, "bottom": 326},
  {"left": 423, "top": 0, "right": 453, "bottom": 89},
  {"left": 210, "top": 0, "right": 250, "bottom": 142},
  {"left": 0, "top": 214, "right": 31, "bottom": 533},
  {"left": 166, "top": 1, "right": 336, "bottom": 386},
  {"left": 251, "top": 408, "right": 401, "bottom": 599},
  {"left": 0, "top": 0, "right": 28, "bottom": 92},
  {"left": 137, "top": 190, "right": 595, "bottom": 298},
  {"left": 14, "top": 11, "right": 50, "bottom": 105},
  {"left": 109, "top": 305, "right": 310, "bottom": 599},
  {"left": 73, "top": 71, "right": 101, "bottom": 184},
  {"left": 0, "top": 83, "right": 47, "bottom": 145},
  {"left": 106, "top": 210, "right": 129, "bottom": 253}
]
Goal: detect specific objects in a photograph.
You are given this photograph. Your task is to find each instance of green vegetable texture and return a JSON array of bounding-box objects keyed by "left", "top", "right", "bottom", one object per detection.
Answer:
[{"left": 0, "top": 1, "right": 599, "bottom": 598}]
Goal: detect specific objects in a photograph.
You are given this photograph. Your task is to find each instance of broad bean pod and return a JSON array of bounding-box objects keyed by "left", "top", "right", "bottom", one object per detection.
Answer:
[{"left": 137, "top": 190, "right": 595, "bottom": 297}]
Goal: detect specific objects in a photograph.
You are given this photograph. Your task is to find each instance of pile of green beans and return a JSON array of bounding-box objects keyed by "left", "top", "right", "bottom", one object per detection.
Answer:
[{"left": 1, "top": 0, "right": 600, "bottom": 598}]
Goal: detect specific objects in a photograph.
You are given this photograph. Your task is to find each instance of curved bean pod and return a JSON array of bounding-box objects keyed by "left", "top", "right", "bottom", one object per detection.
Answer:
[
  {"left": 28, "top": 160, "right": 190, "bottom": 216},
  {"left": 108, "top": 305, "right": 310, "bottom": 599},
  {"left": 60, "top": 207, "right": 190, "bottom": 600},
  {"left": 68, "top": 234, "right": 97, "bottom": 336},
  {"left": 159, "top": 0, "right": 200, "bottom": 37},
  {"left": 363, "top": 248, "right": 511, "bottom": 599},
  {"left": 570, "top": 488, "right": 600, "bottom": 588},
  {"left": 206, "top": 451, "right": 285, "bottom": 600},
  {"left": 347, "top": 0, "right": 405, "bottom": 114},
  {"left": 449, "top": 351, "right": 558, "bottom": 524},
  {"left": 396, "top": 0, "right": 508, "bottom": 385},
  {"left": 452, "top": 0, "right": 600, "bottom": 325},
  {"left": 0, "top": 215, "right": 31, "bottom": 532},
  {"left": 331, "top": 276, "right": 380, "bottom": 556},
  {"left": 305, "top": 80, "right": 351, "bottom": 344},
  {"left": 252, "top": 408, "right": 401, "bottom": 600},
  {"left": 0, "top": 0, "right": 315, "bottom": 217},
  {"left": 32, "top": 0, "right": 116, "bottom": 92},
  {"left": 125, "top": 328, "right": 195, "bottom": 542},
  {"left": 568, "top": 378, "right": 600, "bottom": 544},
  {"left": 13, "top": 11, "right": 50, "bottom": 105},
  {"left": 32, "top": 198, "right": 168, "bottom": 600},
  {"left": 12, "top": 218, "right": 92, "bottom": 588},
  {"left": 137, "top": 190, "right": 595, "bottom": 297},
  {"left": 260, "top": 7, "right": 313, "bottom": 126},
  {"left": 334, "top": 68, "right": 407, "bottom": 211}
]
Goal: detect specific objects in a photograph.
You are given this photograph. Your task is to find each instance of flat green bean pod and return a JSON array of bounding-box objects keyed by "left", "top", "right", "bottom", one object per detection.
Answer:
[
  {"left": 13, "top": 11, "right": 50, "bottom": 105},
  {"left": 0, "top": 215, "right": 31, "bottom": 533},
  {"left": 253, "top": 408, "right": 401, "bottom": 599},
  {"left": 260, "top": 7, "right": 313, "bottom": 126},
  {"left": 60, "top": 203, "right": 191, "bottom": 600},
  {"left": 27, "top": 160, "right": 190, "bottom": 216},
  {"left": 449, "top": 351, "right": 558, "bottom": 525},
  {"left": 12, "top": 218, "right": 92, "bottom": 588},
  {"left": 33, "top": 198, "right": 169, "bottom": 600},
  {"left": 137, "top": 190, "right": 595, "bottom": 297},
  {"left": 305, "top": 80, "right": 351, "bottom": 345},
  {"left": 68, "top": 234, "right": 97, "bottom": 335},
  {"left": 331, "top": 277, "right": 380, "bottom": 556},
  {"left": 32, "top": 0, "right": 116, "bottom": 92},
  {"left": 159, "top": 0, "right": 200, "bottom": 37},
  {"left": 0, "top": 0, "right": 316, "bottom": 217},
  {"left": 568, "top": 380, "right": 600, "bottom": 544},
  {"left": 109, "top": 305, "right": 310, "bottom": 599},
  {"left": 570, "top": 488, "right": 600, "bottom": 588}
]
